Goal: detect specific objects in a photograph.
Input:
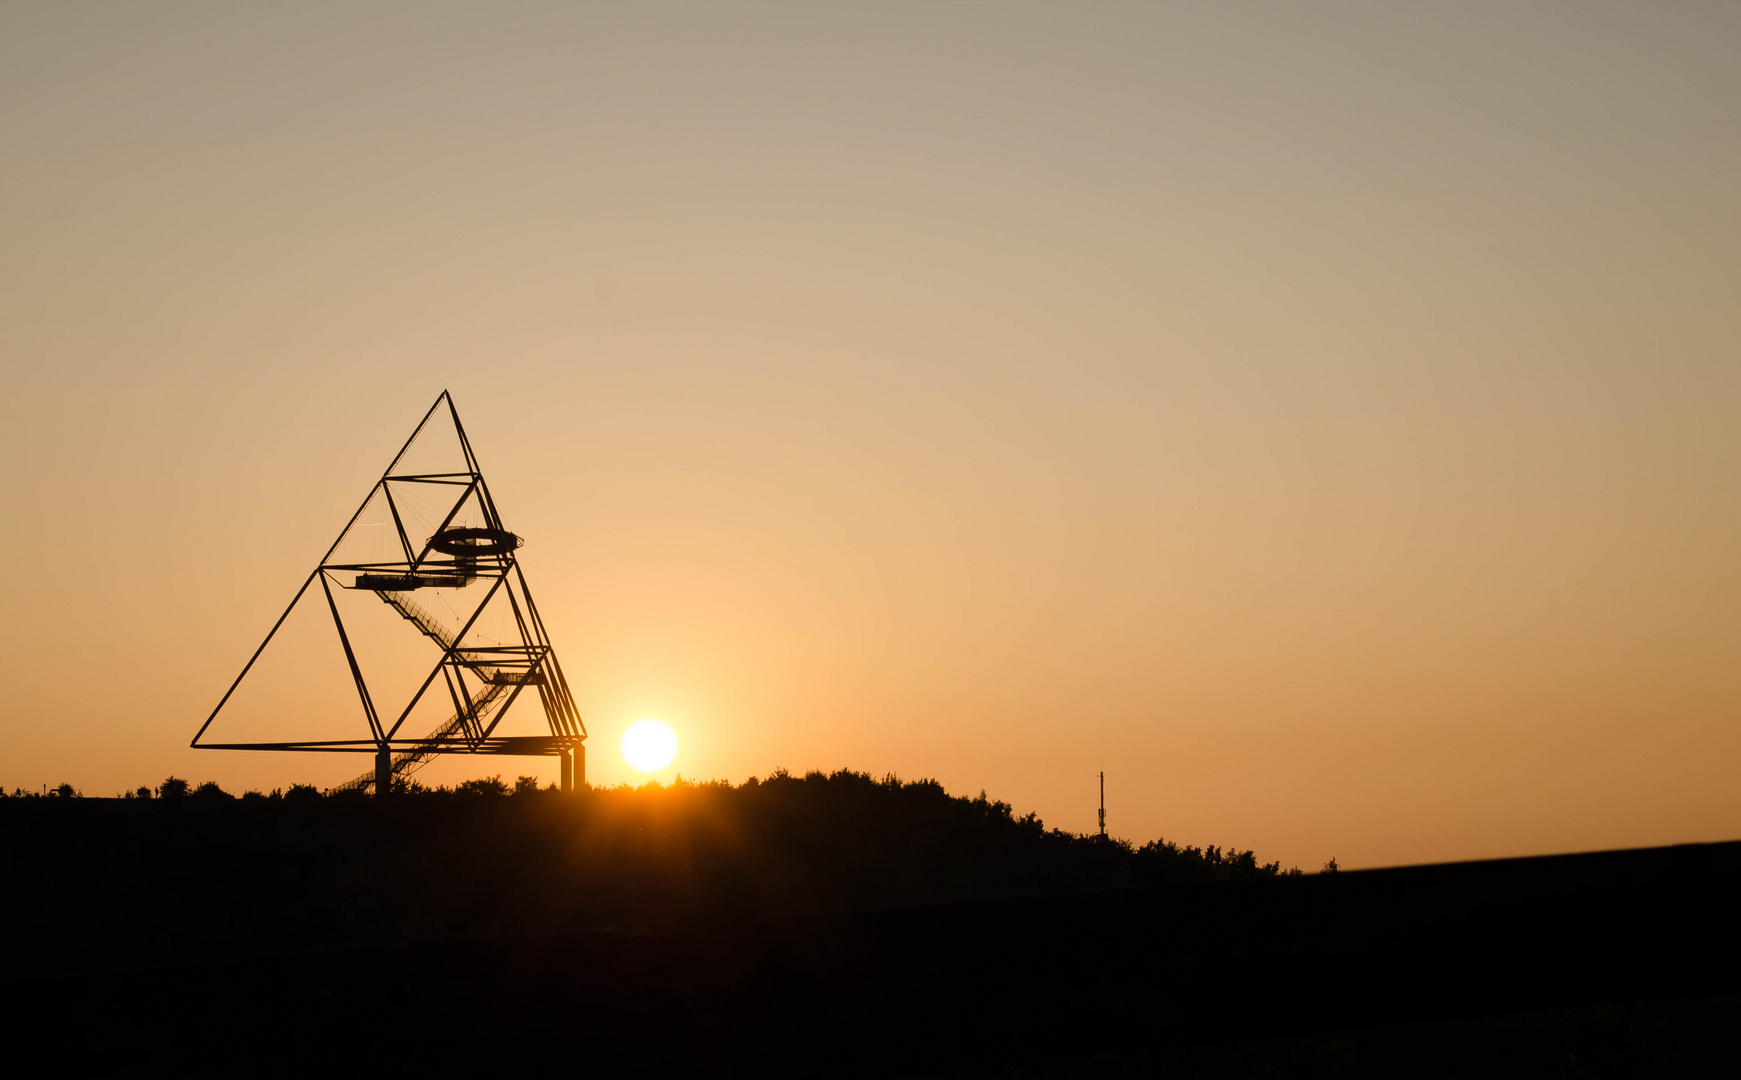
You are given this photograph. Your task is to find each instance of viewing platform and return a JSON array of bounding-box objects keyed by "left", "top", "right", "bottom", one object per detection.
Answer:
[{"left": 353, "top": 571, "right": 475, "bottom": 591}]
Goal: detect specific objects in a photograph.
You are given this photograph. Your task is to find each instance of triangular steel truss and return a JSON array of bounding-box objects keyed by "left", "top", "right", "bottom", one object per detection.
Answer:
[{"left": 193, "top": 392, "right": 586, "bottom": 793}]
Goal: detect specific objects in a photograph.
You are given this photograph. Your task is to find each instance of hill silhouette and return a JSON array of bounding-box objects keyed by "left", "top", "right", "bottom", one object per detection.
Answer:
[
  {"left": 3, "top": 769, "right": 1286, "bottom": 973},
  {"left": 6, "top": 771, "right": 1738, "bottom": 1075}
]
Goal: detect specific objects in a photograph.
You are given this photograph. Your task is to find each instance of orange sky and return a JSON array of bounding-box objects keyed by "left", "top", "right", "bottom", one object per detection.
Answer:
[{"left": 3, "top": 2, "right": 1738, "bottom": 869}]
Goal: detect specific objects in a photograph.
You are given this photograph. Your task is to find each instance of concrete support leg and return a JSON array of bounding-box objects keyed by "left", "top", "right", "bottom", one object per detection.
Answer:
[
  {"left": 559, "top": 748, "right": 573, "bottom": 793},
  {"left": 376, "top": 747, "right": 392, "bottom": 797},
  {"left": 575, "top": 743, "right": 585, "bottom": 788}
]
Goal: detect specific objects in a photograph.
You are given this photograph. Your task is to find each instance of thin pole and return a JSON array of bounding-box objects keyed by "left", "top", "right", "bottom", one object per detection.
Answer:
[
  {"left": 191, "top": 567, "right": 319, "bottom": 746},
  {"left": 1098, "top": 772, "right": 1106, "bottom": 837},
  {"left": 322, "top": 574, "right": 383, "bottom": 743}
]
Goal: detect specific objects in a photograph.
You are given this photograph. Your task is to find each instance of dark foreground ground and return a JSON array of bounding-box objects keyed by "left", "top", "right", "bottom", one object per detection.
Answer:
[{"left": 5, "top": 779, "right": 1738, "bottom": 1075}]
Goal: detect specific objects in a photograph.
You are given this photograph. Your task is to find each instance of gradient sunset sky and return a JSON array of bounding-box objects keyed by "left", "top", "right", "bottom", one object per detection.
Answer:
[{"left": 3, "top": 2, "right": 1737, "bottom": 869}]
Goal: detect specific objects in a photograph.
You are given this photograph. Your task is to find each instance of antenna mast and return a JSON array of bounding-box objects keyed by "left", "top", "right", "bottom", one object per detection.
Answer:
[{"left": 1098, "top": 771, "right": 1106, "bottom": 837}]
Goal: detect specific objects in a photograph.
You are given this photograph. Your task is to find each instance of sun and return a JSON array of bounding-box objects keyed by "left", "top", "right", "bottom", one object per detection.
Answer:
[{"left": 620, "top": 718, "right": 678, "bottom": 774}]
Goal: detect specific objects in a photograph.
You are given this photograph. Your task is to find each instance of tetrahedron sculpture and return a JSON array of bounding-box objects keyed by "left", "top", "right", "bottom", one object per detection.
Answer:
[{"left": 193, "top": 392, "right": 585, "bottom": 794}]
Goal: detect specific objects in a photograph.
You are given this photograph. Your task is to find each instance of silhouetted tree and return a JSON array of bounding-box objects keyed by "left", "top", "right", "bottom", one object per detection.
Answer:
[
  {"left": 192, "top": 781, "right": 233, "bottom": 801},
  {"left": 157, "top": 777, "right": 189, "bottom": 800},
  {"left": 455, "top": 776, "right": 509, "bottom": 797},
  {"left": 513, "top": 775, "right": 542, "bottom": 795}
]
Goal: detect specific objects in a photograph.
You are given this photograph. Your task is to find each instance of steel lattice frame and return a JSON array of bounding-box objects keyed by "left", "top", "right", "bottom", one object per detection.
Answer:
[{"left": 193, "top": 392, "right": 586, "bottom": 792}]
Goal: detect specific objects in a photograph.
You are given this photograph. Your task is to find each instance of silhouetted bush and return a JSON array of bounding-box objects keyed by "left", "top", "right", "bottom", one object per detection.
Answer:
[
  {"left": 156, "top": 777, "right": 189, "bottom": 800},
  {"left": 284, "top": 784, "right": 322, "bottom": 805},
  {"left": 455, "top": 775, "right": 509, "bottom": 797},
  {"left": 192, "top": 781, "right": 233, "bottom": 801}
]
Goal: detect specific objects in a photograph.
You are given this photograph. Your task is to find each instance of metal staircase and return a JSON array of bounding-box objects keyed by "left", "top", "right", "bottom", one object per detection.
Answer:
[
  {"left": 330, "top": 591, "right": 510, "bottom": 793},
  {"left": 377, "top": 590, "right": 461, "bottom": 651},
  {"left": 330, "top": 681, "right": 511, "bottom": 793}
]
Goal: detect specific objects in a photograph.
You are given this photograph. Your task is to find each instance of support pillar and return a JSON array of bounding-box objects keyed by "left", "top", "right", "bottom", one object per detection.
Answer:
[
  {"left": 575, "top": 742, "right": 585, "bottom": 788},
  {"left": 559, "top": 748, "right": 573, "bottom": 793},
  {"left": 376, "top": 747, "right": 392, "bottom": 797}
]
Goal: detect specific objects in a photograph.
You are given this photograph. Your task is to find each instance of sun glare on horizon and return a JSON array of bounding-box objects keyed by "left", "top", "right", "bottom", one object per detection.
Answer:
[{"left": 621, "top": 719, "right": 679, "bottom": 774}]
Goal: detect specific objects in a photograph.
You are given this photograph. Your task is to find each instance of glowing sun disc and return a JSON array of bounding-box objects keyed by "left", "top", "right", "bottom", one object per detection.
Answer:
[{"left": 621, "top": 719, "right": 678, "bottom": 773}]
